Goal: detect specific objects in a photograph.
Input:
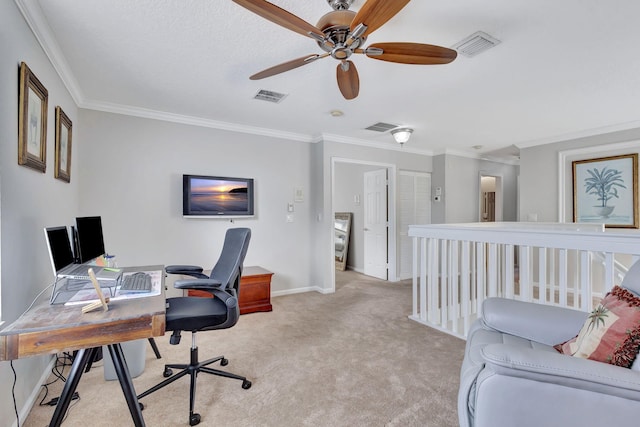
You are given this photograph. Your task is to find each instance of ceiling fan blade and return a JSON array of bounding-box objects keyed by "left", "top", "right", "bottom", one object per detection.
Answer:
[
  {"left": 250, "top": 54, "right": 328, "bottom": 80},
  {"left": 233, "top": 0, "right": 325, "bottom": 40},
  {"left": 365, "top": 42, "right": 457, "bottom": 64},
  {"left": 350, "top": 0, "right": 411, "bottom": 38},
  {"left": 336, "top": 61, "right": 360, "bottom": 100}
]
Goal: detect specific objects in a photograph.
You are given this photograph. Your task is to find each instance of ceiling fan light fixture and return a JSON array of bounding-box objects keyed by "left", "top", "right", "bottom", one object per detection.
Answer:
[{"left": 391, "top": 128, "right": 413, "bottom": 145}]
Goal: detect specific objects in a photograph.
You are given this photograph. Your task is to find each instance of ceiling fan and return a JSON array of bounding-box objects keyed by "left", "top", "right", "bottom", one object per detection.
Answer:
[{"left": 232, "top": 0, "right": 457, "bottom": 100}]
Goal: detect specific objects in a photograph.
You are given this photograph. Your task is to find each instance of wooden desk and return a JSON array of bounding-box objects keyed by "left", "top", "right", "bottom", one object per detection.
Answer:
[
  {"left": 0, "top": 266, "right": 166, "bottom": 427},
  {"left": 187, "top": 266, "right": 273, "bottom": 314}
]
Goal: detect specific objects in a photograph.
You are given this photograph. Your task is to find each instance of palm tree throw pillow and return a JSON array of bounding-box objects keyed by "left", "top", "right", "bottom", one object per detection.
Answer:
[{"left": 554, "top": 286, "right": 640, "bottom": 368}]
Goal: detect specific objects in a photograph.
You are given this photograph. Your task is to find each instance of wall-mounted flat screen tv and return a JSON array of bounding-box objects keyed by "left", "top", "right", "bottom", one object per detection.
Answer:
[{"left": 183, "top": 174, "right": 254, "bottom": 218}]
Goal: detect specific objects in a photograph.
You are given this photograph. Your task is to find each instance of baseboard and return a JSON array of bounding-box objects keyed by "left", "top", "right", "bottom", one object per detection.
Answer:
[{"left": 271, "top": 286, "right": 326, "bottom": 298}]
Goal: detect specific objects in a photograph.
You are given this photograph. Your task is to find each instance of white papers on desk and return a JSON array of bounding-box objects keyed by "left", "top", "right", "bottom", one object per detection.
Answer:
[{"left": 59, "top": 270, "right": 162, "bottom": 306}]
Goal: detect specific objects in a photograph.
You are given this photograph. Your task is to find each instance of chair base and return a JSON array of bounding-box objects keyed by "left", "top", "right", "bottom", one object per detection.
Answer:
[{"left": 137, "top": 346, "right": 251, "bottom": 426}]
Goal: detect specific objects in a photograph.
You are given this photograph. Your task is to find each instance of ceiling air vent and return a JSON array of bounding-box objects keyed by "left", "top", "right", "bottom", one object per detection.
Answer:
[
  {"left": 365, "top": 122, "right": 398, "bottom": 132},
  {"left": 254, "top": 89, "right": 287, "bottom": 103},
  {"left": 452, "top": 31, "right": 501, "bottom": 58}
]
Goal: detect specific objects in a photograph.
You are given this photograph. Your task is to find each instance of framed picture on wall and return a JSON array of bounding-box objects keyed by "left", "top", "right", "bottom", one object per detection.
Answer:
[
  {"left": 572, "top": 153, "right": 639, "bottom": 228},
  {"left": 54, "top": 106, "right": 72, "bottom": 182},
  {"left": 18, "top": 62, "right": 48, "bottom": 173}
]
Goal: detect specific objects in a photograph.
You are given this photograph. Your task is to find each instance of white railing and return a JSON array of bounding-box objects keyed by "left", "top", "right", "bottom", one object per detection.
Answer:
[{"left": 409, "top": 222, "right": 640, "bottom": 339}]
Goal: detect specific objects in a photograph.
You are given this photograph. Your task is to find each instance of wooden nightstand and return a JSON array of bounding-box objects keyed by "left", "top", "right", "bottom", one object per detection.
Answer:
[{"left": 187, "top": 266, "right": 273, "bottom": 315}]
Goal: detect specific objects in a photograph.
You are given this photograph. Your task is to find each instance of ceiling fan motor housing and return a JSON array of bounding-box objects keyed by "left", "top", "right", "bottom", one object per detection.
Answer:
[{"left": 316, "top": 10, "right": 366, "bottom": 57}]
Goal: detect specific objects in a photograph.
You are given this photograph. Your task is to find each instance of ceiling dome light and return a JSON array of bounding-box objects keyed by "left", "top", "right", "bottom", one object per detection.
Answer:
[{"left": 391, "top": 128, "right": 413, "bottom": 145}]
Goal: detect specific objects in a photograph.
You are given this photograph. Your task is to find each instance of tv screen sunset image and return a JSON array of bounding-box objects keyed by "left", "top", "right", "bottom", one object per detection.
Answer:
[{"left": 189, "top": 178, "right": 249, "bottom": 213}]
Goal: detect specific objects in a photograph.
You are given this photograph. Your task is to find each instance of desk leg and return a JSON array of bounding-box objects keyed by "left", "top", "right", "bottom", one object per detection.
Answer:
[
  {"left": 50, "top": 347, "right": 96, "bottom": 427},
  {"left": 107, "top": 344, "right": 146, "bottom": 427}
]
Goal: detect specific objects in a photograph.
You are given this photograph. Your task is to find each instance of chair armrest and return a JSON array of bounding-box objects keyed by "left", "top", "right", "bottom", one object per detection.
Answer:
[
  {"left": 481, "top": 344, "right": 640, "bottom": 400},
  {"left": 209, "top": 288, "right": 238, "bottom": 308},
  {"left": 482, "top": 298, "right": 587, "bottom": 345},
  {"left": 174, "top": 279, "right": 223, "bottom": 290},
  {"left": 165, "top": 265, "right": 207, "bottom": 279}
]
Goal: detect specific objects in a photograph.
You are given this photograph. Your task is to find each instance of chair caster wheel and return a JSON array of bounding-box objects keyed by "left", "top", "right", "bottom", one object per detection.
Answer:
[
  {"left": 139, "top": 402, "right": 145, "bottom": 411},
  {"left": 189, "top": 413, "right": 201, "bottom": 426},
  {"left": 163, "top": 368, "right": 173, "bottom": 377},
  {"left": 242, "top": 380, "right": 252, "bottom": 389},
  {"left": 220, "top": 358, "right": 228, "bottom": 366}
]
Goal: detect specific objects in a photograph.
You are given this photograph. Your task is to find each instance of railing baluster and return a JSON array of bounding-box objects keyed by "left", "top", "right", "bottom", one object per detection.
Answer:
[
  {"left": 440, "top": 239, "right": 448, "bottom": 328},
  {"left": 450, "top": 240, "right": 460, "bottom": 335},
  {"left": 461, "top": 241, "right": 471, "bottom": 336},
  {"left": 476, "top": 242, "right": 486, "bottom": 317},
  {"left": 428, "top": 238, "right": 439, "bottom": 324},
  {"left": 420, "top": 237, "right": 428, "bottom": 323},
  {"left": 579, "top": 250, "right": 591, "bottom": 310},
  {"left": 412, "top": 236, "right": 418, "bottom": 318},
  {"left": 505, "top": 244, "right": 514, "bottom": 299},
  {"left": 604, "top": 252, "right": 615, "bottom": 293},
  {"left": 488, "top": 243, "right": 498, "bottom": 297},
  {"left": 559, "top": 249, "right": 568, "bottom": 307},
  {"left": 538, "top": 247, "right": 547, "bottom": 304}
]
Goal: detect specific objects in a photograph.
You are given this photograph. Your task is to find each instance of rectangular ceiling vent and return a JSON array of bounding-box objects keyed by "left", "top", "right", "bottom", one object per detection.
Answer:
[
  {"left": 452, "top": 31, "right": 501, "bottom": 58},
  {"left": 365, "top": 122, "right": 398, "bottom": 132},
  {"left": 254, "top": 89, "right": 287, "bottom": 103}
]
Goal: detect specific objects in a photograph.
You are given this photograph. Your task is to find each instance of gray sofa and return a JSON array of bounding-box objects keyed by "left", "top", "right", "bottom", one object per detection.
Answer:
[{"left": 458, "top": 260, "right": 640, "bottom": 427}]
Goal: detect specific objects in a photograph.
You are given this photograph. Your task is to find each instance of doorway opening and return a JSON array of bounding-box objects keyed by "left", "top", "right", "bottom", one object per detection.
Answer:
[
  {"left": 479, "top": 173, "right": 503, "bottom": 222},
  {"left": 330, "top": 158, "right": 397, "bottom": 293}
]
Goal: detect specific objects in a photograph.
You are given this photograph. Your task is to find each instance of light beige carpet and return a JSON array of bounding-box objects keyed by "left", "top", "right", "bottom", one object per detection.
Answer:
[{"left": 23, "top": 271, "right": 465, "bottom": 427}]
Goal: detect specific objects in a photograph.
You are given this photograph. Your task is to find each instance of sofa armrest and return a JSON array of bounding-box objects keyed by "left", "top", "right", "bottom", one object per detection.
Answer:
[
  {"left": 481, "top": 344, "right": 640, "bottom": 401},
  {"left": 482, "top": 298, "right": 587, "bottom": 345}
]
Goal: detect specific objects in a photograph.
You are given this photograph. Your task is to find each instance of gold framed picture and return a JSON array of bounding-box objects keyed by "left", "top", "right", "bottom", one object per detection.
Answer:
[
  {"left": 18, "top": 62, "right": 48, "bottom": 172},
  {"left": 572, "top": 153, "right": 639, "bottom": 228},
  {"left": 55, "top": 106, "right": 72, "bottom": 182}
]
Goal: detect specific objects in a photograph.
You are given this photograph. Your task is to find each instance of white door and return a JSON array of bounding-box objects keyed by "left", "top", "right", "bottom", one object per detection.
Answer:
[
  {"left": 398, "top": 171, "right": 431, "bottom": 280},
  {"left": 364, "top": 169, "right": 388, "bottom": 280}
]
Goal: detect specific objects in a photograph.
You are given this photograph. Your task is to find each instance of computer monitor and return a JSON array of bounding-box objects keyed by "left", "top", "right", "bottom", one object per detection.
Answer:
[
  {"left": 75, "top": 216, "right": 106, "bottom": 263},
  {"left": 44, "top": 226, "right": 75, "bottom": 274}
]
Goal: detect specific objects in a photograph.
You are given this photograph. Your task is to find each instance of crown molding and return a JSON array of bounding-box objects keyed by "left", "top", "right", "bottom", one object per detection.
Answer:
[
  {"left": 515, "top": 119, "right": 640, "bottom": 149},
  {"left": 15, "top": 0, "right": 84, "bottom": 105},
  {"left": 83, "top": 100, "right": 316, "bottom": 142},
  {"left": 431, "top": 148, "right": 520, "bottom": 166},
  {"left": 321, "top": 133, "right": 435, "bottom": 156}
]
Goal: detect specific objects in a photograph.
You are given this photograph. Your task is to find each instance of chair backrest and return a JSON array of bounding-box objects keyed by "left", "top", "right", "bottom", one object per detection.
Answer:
[
  {"left": 621, "top": 259, "right": 640, "bottom": 296},
  {"left": 209, "top": 228, "right": 251, "bottom": 295}
]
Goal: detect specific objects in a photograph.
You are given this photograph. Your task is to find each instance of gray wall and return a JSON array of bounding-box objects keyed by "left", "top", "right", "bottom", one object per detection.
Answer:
[
  {"left": 78, "top": 110, "right": 313, "bottom": 296},
  {"left": 520, "top": 128, "right": 640, "bottom": 222},
  {"left": 1, "top": 1, "right": 80, "bottom": 424},
  {"left": 432, "top": 154, "right": 519, "bottom": 224}
]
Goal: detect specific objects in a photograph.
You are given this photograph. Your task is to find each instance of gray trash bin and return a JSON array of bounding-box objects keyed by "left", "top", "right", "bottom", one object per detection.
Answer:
[{"left": 103, "top": 339, "right": 147, "bottom": 381}]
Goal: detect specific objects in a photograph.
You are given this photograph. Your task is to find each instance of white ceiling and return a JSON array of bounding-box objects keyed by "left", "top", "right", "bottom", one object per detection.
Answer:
[{"left": 17, "top": 0, "right": 640, "bottom": 159}]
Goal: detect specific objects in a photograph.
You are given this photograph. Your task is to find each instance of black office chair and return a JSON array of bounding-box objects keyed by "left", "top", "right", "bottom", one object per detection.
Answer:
[{"left": 137, "top": 228, "right": 252, "bottom": 426}]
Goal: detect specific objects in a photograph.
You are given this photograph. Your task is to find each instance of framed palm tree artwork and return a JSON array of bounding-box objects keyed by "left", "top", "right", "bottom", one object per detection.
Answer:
[{"left": 572, "top": 153, "right": 639, "bottom": 228}]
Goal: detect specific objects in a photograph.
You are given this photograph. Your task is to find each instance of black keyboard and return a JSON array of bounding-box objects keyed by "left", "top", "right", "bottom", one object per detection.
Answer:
[{"left": 119, "top": 272, "right": 153, "bottom": 293}]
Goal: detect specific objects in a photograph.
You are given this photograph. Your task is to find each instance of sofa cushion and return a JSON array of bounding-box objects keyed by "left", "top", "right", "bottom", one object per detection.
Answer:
[{"left": 555, "top": 286, "right": 640, "bottom": 368}]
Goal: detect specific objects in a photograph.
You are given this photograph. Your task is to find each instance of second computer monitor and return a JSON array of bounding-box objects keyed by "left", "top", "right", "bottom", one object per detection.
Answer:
[{"left": 75, "top": 216, "right": 105, "bottom": 263}]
